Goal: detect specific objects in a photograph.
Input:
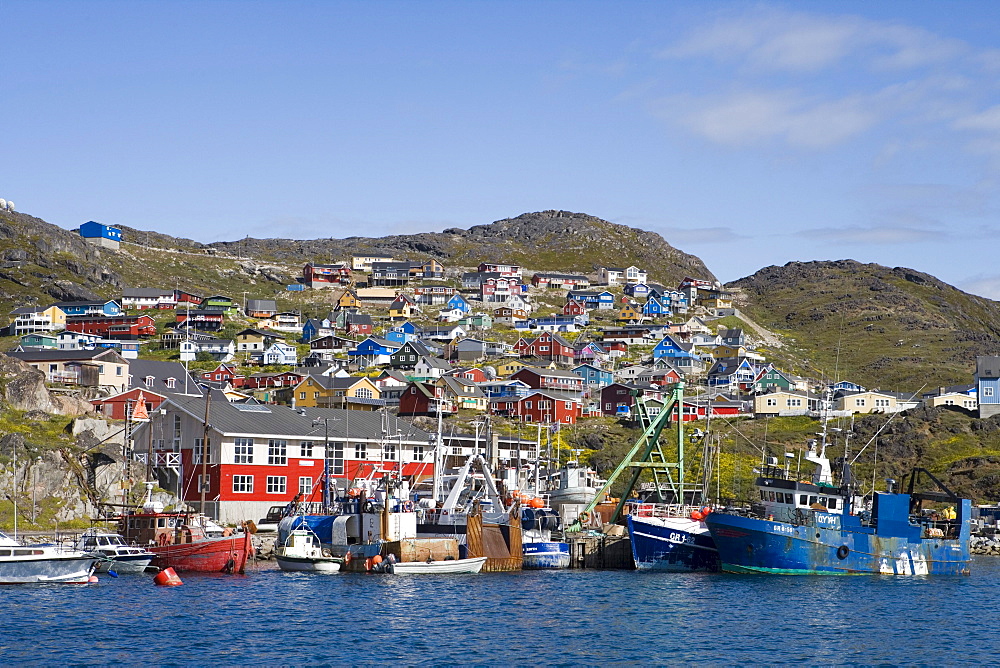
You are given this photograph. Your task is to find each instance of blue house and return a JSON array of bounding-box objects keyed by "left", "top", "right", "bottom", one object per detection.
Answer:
[
  {"left": 977, "top": 356, "right": 1000, "bottom": 418},
  {"left": 478, "top": 379, "right": 532, "bottom": 399},
  {"left": 301, "top": 317, "right": 334, "bottom": 343},
  {"left": 642, "top": 296, "right": 671, "bottom": 318},
  {"left": 54, "top": 299, "right": 121, "bottom": 317},
  {"left": 707, "top": 358, "right": 758, "bottom": 392},
  {"left": 624, "top": 283, "right": 651, "bottom": 299},
  {"left": 567, "top": 290, "right": 616, "bottom": 310},
  {"left": 573, "top": 363, "right": 614, "bottom": 388},
  {"left": 652, "top": 334, "right": 704, "bottom": 374},
  {"left": 348, "top": 337, "right": 401, "bottom": 368},
  {"left": 446, "top": 294, "right": 471, "bottom": 314},
  {"left": 79, "top": 221, "right": 122, "bottom": 249}
]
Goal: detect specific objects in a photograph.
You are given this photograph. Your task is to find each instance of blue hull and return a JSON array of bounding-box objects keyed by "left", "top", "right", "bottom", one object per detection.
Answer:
[
  {"left": 705, "top": 508, "right": 971, "bottom": 575},
  {"left": 522, "top": 542, "right": 570, "bottom": 569},
  {"left": 627, "top": 514, "right": 719, "bottom": 572}
]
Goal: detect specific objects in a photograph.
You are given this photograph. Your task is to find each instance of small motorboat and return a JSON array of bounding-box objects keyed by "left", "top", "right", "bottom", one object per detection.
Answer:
[
  {"left": 74, "top": 529, "right": 155, "bottom": 574},
  {"left": 0, "top": 531, "right": 97, "bottom": 584},
  {"left": 388, "top": 556, "right": 486, "bottom": 574},
  {"left": 275, "top": 528, "right": 343, "bottom": 573}
]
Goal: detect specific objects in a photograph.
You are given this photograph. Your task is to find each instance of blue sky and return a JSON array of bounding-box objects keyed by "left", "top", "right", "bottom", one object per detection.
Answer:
[{"left": 3, "top": 1, "right": 1000, "bottom": 297}]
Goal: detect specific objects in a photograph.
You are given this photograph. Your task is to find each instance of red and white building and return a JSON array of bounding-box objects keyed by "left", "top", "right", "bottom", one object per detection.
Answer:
[
  {"left": 303, "top": 263, "right": 352, "bottom": 288},
  {"left": 66, "top": 314, "right": 157, "bottom": 338},
  {"left": 131, "top": 395, "right": 438, "bottom": 524},
  {"left": 490, "top": 391, "right": 582, "bottom": 424},
  {"left": 478, "top": 262, "right": 521, "bottom": 278}
]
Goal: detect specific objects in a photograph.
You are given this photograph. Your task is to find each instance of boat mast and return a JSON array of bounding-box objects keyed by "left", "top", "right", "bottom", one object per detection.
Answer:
[{"left": 199, "top": 390, "right": 212, "bottom": 520}]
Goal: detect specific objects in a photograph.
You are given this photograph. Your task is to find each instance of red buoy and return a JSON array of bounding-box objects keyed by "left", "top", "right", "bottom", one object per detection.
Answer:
[
  {"left": 690, "top": 511, "right": 704, "bottom": 521},
  {"left": 154, "top": 567, "right": 183, "bottom": 586}
]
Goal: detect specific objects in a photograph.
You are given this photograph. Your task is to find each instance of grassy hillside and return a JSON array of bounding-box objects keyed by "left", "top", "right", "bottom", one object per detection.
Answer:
[{"left": 729, "top": 260, "right": 1000, "bottom": 390}]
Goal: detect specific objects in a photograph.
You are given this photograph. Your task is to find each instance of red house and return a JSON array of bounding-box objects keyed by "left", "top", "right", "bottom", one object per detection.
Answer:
[
  {"left": 199, "top": 363, "right": 244, "bottom": 384},
  {"left": 511, "top": 367, "right": 585, "bottom": 394},
  {"left": 174, "top": 290, "right": 204, "bottom": 305},
  {"left": 398, "top": 381, "right": 455, "bottom": 417},
  {"left": 304, "top": 262, "right": 351, "bottom": 288},
  {"left": 478, "top": 262, "right": 521, "bottom": 278},
  {"left": 66, "top": 314, "right": 157, "bottom": 338},
  {"left": 449, "top": 367, "right": 488, "bottom": 383},
  {"left": 512, "top": 332, "right": 575, "bottom": 364},
  {"left": 562, "top": 301, "right": 586, "bottom": 317},
  {"left": 491, "top": 391, "right": 582, "bottom": 424},
  {"left": 92, "top": 388, "right": 166, "bottom": 420}
]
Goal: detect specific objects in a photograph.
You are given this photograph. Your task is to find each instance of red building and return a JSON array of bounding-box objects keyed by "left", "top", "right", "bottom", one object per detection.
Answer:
[
  {"left": 92, "top": 388, "right": 166, "bottom": 420},
  {"left": 512, "top": 332, "right": 575, "bottom": 364},
  {"left": 304, "top": 263, "right": 351, "bottom": 288},
  {"left": 562, "top": 300, "right": 587, "bottom": 316},
  {"left": 511, "top": 367, "right": 585, "bottom": 394},
  {"left": 398, "top": 381, "right": 455, "bottom": 417},
  {"left": 491, "top": 391, "right": 582, "bottom": 424},
  {"left": 66, "top": 314, "right": 157, "bottom": 338},
  {"left": 199, "top": 363, "right": 244, "bottom": 384}
]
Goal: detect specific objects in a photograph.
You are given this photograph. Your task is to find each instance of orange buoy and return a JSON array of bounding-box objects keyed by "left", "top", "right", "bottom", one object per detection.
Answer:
[
  {"left": 153, "top": 567, "right": 183, "bottom": 586},
  {"left": 700, "top": 506, "right": 712, "bottom": 516},
  {"left": 88, "top": 575, "right": 99, "bottom": 583},
  {"left": 528, "top": 498, "right": 545, "bottom": 509},
  {"left": 690, "top": 511, "right": 704, "bottom": 521},
  {"left": 371, "top": 555, "right": 383, "bottom": 565}
]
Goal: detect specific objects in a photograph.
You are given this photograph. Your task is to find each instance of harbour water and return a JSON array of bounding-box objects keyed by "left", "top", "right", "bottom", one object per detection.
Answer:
[{"left": 4, "top": 557, "right": 1000, "bottom": 665}]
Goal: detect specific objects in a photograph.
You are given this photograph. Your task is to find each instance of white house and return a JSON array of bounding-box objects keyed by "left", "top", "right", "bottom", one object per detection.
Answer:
[
  {"left": 180, "top": 338, "right": 236, "bottom": 362},
  {"left": 260, "top": 342, "right": 298, "bottom": 366}
]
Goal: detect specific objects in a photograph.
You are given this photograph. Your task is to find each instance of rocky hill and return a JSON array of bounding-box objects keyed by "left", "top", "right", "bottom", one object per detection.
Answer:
[
  {"left": 729, "top": 260, "right": 1000, "bottom": 389},
  {"left": 201, "top": 210, "right": 716, "bottom": 284}
]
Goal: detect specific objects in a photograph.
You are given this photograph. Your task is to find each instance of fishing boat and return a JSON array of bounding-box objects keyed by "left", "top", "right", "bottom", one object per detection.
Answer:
[
  {"left": 704, "top": 436, "right": 972, "bottom": 575},
  {"left": 627, "top": 506, "right": 719, "bottom": 572},
  {"left": 520, "top": 505, "right": 569, "bottom": 569},
  {"left": 274, "top": 526, "right": 343, "bottom": 573},
  {"left": 74, "top": 529, "right": 155, "bottom": 574},
  {"left": 116, "top": 486, "right": 253, "bottom": 574},
  {"left": 0, "top": 531, "right": 98, "bottom": 584}
]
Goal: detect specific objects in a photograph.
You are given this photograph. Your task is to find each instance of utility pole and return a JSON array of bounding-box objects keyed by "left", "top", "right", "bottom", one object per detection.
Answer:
[{"left": 199, "top": 391, "right": 212, "bottom": 519}]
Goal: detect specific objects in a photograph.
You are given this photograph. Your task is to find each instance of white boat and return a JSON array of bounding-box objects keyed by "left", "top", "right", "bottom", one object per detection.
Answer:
[
  {"left": 389, "top": 556, "right": 486, "bottom": 574},
  {"left": 74, "top": 529, "right": 154, "bottom": 574},
  {"left": 275, "top": 528, "right": 343, "bottom": 573},
  {"left": 0, "top": 531, "right": 98, "bottom": 584}
]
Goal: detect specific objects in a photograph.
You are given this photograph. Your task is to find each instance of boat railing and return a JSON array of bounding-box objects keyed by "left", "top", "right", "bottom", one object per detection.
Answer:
[{"left": 627, "top": 502, "right": 707, "bottom": 519}]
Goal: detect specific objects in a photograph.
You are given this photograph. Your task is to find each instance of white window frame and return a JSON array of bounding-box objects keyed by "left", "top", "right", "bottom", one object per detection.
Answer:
[
  {"left": 266, "top": 476, "right": 287, "bottom": 494},
  {"left": 234, "top": 438, "right": 253, "bottom": 464},
  {"left": 233, "top": 475, "right": 253, "bottom": 493}
]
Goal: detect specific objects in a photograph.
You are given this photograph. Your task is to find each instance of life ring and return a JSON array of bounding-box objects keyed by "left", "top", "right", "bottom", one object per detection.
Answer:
[
  {"left": 404, "top": 501, "right": 414, "bottom": 512},
  {"left": 322, "top": 548, "right": 333, "bottom": 558},
  {"left": 344, "top": 550, "right": 353, "bottom": 565},
  {"left": 158, "top": 533, "right": 169, "bottom": 547},
  {"left": 578, "top": 511, "right": 590, "bottom": 523},
  {"left": 836, "top": 545, "right": 850, "bottom": 560}
]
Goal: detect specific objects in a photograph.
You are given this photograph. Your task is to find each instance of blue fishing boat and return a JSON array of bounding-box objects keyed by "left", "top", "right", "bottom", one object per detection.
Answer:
[
  {"left": 627, "top": 510, "right": 718, "bottom": 572},
  {"left": 704, "top": 437, "right": 972, "bottom": 575},
  {"left": 522, "top": 541, "right": 570, "bottom": 569}
]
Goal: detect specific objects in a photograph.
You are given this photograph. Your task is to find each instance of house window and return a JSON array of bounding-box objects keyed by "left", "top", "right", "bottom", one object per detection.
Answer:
[
  {"left": 299, "top": 392, "right": 306, "bottom": 400},
  {"left": 234, "top": 438, "right": 253, "bottom": 464},
  {"left": 233, "top": 475, "right": 253, "bottom": 493},
  {"left": 354, "top": 443, "right": 367, "bottom": 459},
  {"left": 414, "top": 445, "right": 424, "bottom": 460},
  {"left": 356, "top": 387, "right": 373, "bottom": 399},
  {"left": 166, "top": 378, "right": 176, "bottom": 389},
  {"left": 192, "top": 438, "right": 212, "bottom": 464},
  {"left": 144, "top": 375, "right": 154, "bottom": 387},
  {"left": 525, "top": 401, "right": 532, "bottom": 409},
  {"left": 172, "top": 415, "right": 182, "bottom": 450},
  {"left": 266, "top": 476, "right": 287, "bottom": 494},
  {"left": 196, "top": 474, "right": 210, "bottom": 493},
  {"left": 268, "top": 440, "right": 287, "bottom": 465},
  {"left": 300, "top": 441, "right": 314, "bottom": 458},
  {"left": 985, "top": 387, "right": 994, "bottom": 397},
  {"left": 766, "top": 398, "right": 777, "bottom": 407},
  {"left": 328, "top": 442, "right": 344, "bottom": 475},
  {"left": 856, "top": 399, "right": 866, "bottom": 407},
  {"left": 299, "top": 477, "right": 312, "bottom": 496},
  {"left": 385, "top": 443, "right": 397, "bottom": 460}
]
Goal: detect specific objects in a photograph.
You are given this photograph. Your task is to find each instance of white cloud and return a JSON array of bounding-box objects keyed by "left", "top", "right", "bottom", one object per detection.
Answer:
[
  {"left": 958, "top": 274, "right": 1000, "bottom": 301},
  {"left": 954, "top": 104, "right": 1000, "bottom": 133},
  {"left": 662, "top": 7, "right": 966, "bottom": 74},
  {"left": 654, "top": 89, "right": 880, "bottom": 148},
  {"left": 656, "top": 226, "right": 749, "bottom": 244},
  {"left": 796, "top": 226, "right": 944, "bottom": 245}
]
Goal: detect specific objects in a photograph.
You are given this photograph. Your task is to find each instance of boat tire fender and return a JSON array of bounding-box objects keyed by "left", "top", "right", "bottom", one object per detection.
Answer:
[
  {"left": 836, "top": 545, "right": 850, "bottom": 560},
  {"left": 578, "top": 511, "right": 590, "bottom": 523},
  {"left": 322, "top": 548, "right": 333, "bottom": 558},
  {"left": 344, "top": 550, "right": 353, "bottom": 566},
  {"left": 158, "top": 533, "right": 169, "bottom": 547},
  {"left": 364, "top": 501, "right": 375, "bottom": 514}
]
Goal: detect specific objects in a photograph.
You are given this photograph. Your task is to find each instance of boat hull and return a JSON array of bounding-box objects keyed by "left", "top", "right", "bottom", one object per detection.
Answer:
[
  {"left": 275, "top": 555, "right": 342, "bottom": 573},
  {"left": 628, "top": 514, "right": 719, "bottom": 572},
  {"left": 0, "top": 554, "right": 97, "bottom": 584},
  {"left": 149, "top": 532, "right": 253, "bottom": 574},
  {"left": 522, "top": 541, "right": 570, "bottom": 569},
  {"left": 705, "top": 512, "right": 971, "bottom": 575},
  {"left": 96, "top": 554, "right": 154, "bottom": 574},
  {"left": 390, "top": 557, "right": 487, "bottom": 574}
]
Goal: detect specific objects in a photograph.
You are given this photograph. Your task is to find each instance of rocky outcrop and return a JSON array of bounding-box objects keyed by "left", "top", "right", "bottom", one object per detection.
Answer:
[{"left": 0, "top": 354, "right": 95, "bottom": 416}]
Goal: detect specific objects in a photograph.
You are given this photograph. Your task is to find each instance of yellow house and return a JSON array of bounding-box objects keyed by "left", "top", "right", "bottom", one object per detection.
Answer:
[
  {"left": 335, "top": 290, "right": 360, "bottom": 309},
  {"left": 835, "top": 390, "right": 898, "bottom": 414},
  {"left": 711, "top": 344, "right": 748, "bottom": 359},
  {"left": 495, "top": 359, "right": 530, "bottom": 377},
  {"left": 293, "top": 374, "right": 381, "bottom": 409},
  {"left": 9, "top": 348, "right": 128, "bottom": 392},
  {"left": 754, "top": 390, "right": 816, "bottom": 416},
  {"left": 617, "top": 304, "right": 643, "bottom": 323},
  {"left": 389, "top": 300, "right": 413, "bottom": 319},
  {"left": 235, "top": 328, "right": 278, "bottom": 353}
]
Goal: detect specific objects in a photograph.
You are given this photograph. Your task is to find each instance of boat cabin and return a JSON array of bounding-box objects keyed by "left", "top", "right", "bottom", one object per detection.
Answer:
[{"left": 120, "top": 512, "right": 226, "bottom": 546}]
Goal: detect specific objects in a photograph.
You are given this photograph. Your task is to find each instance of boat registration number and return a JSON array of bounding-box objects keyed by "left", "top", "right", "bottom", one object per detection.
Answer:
[
  {"left": 668, "top": 532, "right": 695, "bottom": 545},
  {"left": 771, "top": 524, "right": 795, "bottom": 534}
]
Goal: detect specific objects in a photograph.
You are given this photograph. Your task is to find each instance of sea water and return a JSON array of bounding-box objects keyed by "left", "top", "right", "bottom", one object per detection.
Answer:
[{"left": 2, "top": 557, "right": 998, "bottom": 665}]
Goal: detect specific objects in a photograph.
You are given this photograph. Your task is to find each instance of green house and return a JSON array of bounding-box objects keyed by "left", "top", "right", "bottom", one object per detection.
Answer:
[
  {"left": 19, "top": 332, "right": 59, "bottom": 349},
  {"left": 753, "top": 367, "right": 795, "bottom": 393},
  {"left": 458, "top": 313, "right": 493, "bottom": 330},
  {"left": 201, "top": 295, "right": 240, "bottom": 316}
]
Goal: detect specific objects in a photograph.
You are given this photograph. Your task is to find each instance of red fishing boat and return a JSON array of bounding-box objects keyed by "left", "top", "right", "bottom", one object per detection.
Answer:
[{"left": 118, "top": 501, "right": 254, "bottom": 574}]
